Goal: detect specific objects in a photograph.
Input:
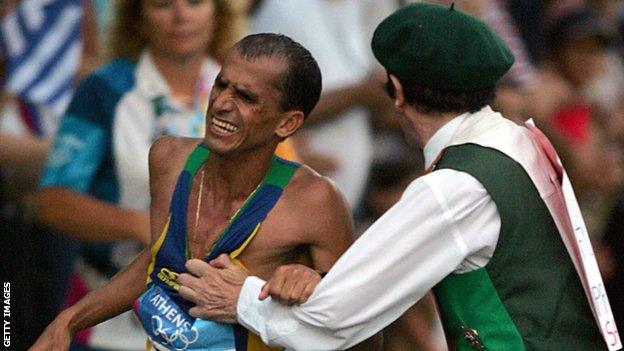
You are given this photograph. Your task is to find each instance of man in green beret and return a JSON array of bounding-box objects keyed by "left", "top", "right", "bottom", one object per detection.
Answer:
[{"left": 177, "top": 3, "right": 621, "bottom": 350}]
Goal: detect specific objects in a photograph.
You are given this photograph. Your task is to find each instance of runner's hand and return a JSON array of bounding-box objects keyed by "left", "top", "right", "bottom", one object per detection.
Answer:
[{"left": 29, "top": 312, "right": 74, "bottom": 351}]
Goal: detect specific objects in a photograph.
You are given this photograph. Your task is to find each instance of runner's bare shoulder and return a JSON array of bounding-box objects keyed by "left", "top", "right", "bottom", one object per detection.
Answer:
[
  {"left": 283, "top": 164, "right": 352, "bottom": 231},
  {"left": 285, "top": 164, "right": 338, "bottom": 199},
  {"left": 149, "top": 136, "right": 203, "bottom": 179}
]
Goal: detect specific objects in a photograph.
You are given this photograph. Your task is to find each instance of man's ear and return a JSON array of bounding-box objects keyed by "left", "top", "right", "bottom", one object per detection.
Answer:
[
  {"left": 389, "top": 74, "right": 406, "bottom": 110},
  {"left": 275, "top": 111, "right": 305, "bottom": 139}
]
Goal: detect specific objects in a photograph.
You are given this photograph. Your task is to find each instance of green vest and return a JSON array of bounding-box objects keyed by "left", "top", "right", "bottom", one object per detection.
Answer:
[{"left": 433, "top": 144, "right": 603, "bottom": 350}]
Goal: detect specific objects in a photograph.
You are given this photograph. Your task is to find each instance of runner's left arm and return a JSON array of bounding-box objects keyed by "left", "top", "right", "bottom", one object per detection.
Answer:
[{"left": 280, "top": 176, "right": 383, "bottom": 351}]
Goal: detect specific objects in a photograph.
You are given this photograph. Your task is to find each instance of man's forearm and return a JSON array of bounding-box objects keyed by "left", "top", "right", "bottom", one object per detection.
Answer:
[
  {"left": 0, "top": 132, "right": 50, "bottom": 168},
  {"left": 61, "top": 249, "right": 150, "bottom": 332},
  {"left": 237, "top": 277, "right": 367, "bottom": 350},
  {"left": 37, "top": 188, "right": 151, "bottom": 244},
  {"left": 305, "top": 85, "right": 363, "bottom": 126}
]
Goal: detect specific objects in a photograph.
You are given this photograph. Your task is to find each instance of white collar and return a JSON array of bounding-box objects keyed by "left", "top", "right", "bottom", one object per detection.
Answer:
[
  {"left": 135, "top": 50, "right": 220, "bottom": 108},
  {"left": 423, "top": 112, "right": 469, "bottom": 169},
  {"left": 136, "top": 50, "right": 171, "bottom": 100}
]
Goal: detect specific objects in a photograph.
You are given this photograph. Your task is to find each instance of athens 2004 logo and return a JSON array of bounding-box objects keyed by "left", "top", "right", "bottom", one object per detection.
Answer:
[{"left": 151, "top": 315, "right": 199, "bottom": 351}]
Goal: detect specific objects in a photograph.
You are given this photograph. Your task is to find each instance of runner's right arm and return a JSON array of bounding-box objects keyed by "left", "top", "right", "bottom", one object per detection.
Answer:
[
  {"left": 30, "top": 137, "right": 184, "bottom": 351},
  {"left": 54, "top": 136, "right": 184, "bottom": 332}
]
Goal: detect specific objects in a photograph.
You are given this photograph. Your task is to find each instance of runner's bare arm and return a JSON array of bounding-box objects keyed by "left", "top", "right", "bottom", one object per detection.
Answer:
[
  {"left": 51, "top": 137, "right": 189, "bottom": 331},
  {"left": 147, "top": 136, "right": 199, "bottom": 235},
  {"left": 280, "top": 172, "right": 383, "bottom": 351},
  {"left": 28, "top": 250, "right": 150, "bottom": 351},
  {"left": 29, "top": 137, "right": 190, "bottom": 351},
  {"left": 302, "top": 175, "right": 354, "bottom": 272}
]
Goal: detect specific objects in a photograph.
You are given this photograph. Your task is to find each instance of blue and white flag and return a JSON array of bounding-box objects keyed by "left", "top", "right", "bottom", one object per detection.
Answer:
[{"left": 0, "top": 0, "right": 84, "bottom": 117}]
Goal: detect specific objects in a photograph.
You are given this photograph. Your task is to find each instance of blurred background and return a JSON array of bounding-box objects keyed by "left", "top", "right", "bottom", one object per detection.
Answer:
[{"left": 1, "top": 0, "right": 623, "bottom": 350}]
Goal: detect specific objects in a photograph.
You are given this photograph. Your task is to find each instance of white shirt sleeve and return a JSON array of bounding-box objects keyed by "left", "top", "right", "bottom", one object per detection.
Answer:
[{"left": 237, "top": 169, "right": 501, "bottom": 350}]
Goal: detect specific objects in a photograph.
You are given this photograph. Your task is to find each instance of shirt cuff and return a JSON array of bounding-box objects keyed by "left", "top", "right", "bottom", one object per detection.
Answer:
[
  {"left": 237, "top": 276, "right": 268, "bottom": 339},
  {"left": 237, "top": 276, "right": 307, "bottom": 348}
]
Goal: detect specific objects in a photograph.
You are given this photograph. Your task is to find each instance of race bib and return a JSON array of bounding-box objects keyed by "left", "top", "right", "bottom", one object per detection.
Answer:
[{"left": 134, "top": 286, "right": 236, "bottom": 351}]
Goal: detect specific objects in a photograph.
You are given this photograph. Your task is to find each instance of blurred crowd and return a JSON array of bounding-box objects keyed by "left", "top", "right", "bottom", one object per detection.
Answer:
[{"left": 1, "top": 0, "right": 624, "bottom": 350}]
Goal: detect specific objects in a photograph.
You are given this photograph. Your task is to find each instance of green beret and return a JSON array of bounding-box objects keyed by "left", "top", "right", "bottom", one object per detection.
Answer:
[{"left": 372, "top": 3, "right": 514, "bottom": 92}]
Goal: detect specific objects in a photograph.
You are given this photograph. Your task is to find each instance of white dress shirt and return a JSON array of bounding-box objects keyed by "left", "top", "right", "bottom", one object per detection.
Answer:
[{"left": 236, "top": 115, "right": 501, "bottom": 350}]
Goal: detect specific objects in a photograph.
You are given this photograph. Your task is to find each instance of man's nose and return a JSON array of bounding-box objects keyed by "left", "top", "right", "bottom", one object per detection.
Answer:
[
  {"left": 172, "top": 0, "right": 194, "bottom": 21},
  {"left": 212, "top": 90, "right": 235, "bottom": 113}
]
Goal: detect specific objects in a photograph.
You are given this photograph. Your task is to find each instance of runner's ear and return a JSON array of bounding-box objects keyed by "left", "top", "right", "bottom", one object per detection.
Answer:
[{"left": 275, "top": 110, "right": 304, "bottom": 139}]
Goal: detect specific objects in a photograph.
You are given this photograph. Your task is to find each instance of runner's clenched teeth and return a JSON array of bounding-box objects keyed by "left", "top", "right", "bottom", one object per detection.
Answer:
[{"left": 211, "top": 117, "right": 239, "bottom": 134}]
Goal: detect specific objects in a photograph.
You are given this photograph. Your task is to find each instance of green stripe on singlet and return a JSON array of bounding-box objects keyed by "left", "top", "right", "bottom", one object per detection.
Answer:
[
  {"left": 184, "top": 143, "right": 210, "bottom": 177},
  {"left": 265, "top": 156, "right": 298, "bottom": 188}
]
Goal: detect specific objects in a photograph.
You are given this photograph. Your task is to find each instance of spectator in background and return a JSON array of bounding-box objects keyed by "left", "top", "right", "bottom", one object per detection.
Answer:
[
  {"left": 1, "top": 0, "right": 100, "bottom": 190},
  {"left": 251, "top": 0, "right": 396, "bottom": 213},
  {"left": 505, "top": 0, "right": 546, "bottom": 64},
  {"left": 0, "top": 1, "right": 99, "bottom": 349},
  {"left": 540, "top": 8, "right": 624, "bottom": 234},
  {"left": 437, "top": 0, "right": 538, "bottom": 91},
  {"left": 491, "top": 78, "right": 528, "bottom": 124},
  {"left": 34, "top": 1, "right": 248, "bottom": 349}
]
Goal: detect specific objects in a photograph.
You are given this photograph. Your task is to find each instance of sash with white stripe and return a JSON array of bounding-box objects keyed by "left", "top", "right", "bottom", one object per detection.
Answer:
[{"left": 525, "top": 121, "right": 621, "bottom": 350}]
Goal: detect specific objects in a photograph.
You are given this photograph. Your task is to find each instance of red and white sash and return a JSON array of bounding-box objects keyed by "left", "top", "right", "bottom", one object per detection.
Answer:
[{"left": 524, "top": 120, "right": 620, "bottom": 350}]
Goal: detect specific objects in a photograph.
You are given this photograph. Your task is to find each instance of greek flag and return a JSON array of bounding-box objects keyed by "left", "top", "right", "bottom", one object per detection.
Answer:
[{"left": 0, "top": 0, "right": 84, "bottom": 116}]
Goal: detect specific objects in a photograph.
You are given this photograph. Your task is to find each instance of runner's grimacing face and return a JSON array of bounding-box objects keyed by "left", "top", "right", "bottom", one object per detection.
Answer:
[{"left": 204, "top": 50, "right": 288, "bottom": 156}]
